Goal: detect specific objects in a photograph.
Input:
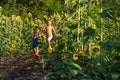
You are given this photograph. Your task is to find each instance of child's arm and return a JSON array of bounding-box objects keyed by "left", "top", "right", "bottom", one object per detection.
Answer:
[
  {"left": 32, "top": 34, "right": 35, "bottom": 39},
  {"left": 32, "top": 33, "right": 36, "bottom": 39},
  {"left": 42, "top": 26, "right": 46, "bottom": 32}
]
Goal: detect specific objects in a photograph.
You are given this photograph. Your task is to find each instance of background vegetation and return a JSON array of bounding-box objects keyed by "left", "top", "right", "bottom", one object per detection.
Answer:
[{"left": 0, "top": 0, "right": 120, "bottom": 80}]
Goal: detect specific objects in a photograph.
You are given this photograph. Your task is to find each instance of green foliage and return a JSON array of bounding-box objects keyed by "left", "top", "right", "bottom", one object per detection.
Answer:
[
  {"left": 0, "top": 0, "right": 62, "bottom": 19},
  {"left": 83, "top": 27, "right": 95, "bottom": 42},
  {"left": 0, "top": 0, "right": 120, "bottom": 80}
]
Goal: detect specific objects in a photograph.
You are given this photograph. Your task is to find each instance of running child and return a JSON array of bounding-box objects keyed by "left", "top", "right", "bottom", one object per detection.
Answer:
[{"left": 43, "top": 18, "right": 57, "bottom": 49}]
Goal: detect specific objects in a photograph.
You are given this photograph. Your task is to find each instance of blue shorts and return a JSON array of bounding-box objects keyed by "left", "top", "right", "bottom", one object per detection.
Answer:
[{"left": 32, "top": 37, "right": 39, "bottom": 48}]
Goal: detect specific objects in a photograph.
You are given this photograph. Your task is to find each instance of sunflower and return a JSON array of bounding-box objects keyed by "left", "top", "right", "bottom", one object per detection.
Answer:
[
  {"left": 11, "top": 15, "right": 16, "bottom": 21},
  {"left": 92, "top": 24, "right": 96, "bottom": 29},
  {"left": 40, "top": 34, "right": 46, "bottom": 42},
  {"left": 48, "top": 47, "right": 53, "bottom": 53},
  {"left": 10, "top": 47, "right": 14, "bottom": 51},
  {"left": 73, "top": 53, "right": 79, "bottom": 60},
  {"left": 77, "top": 50, "right": 85, "bottom": 57},
  {"left": 16, "top": 16, "right": 21, "bottom": 21},
  {"left": 43, "top": 15, "right": 48, "bottom": 20},
  {"left": 62, "top": 12, "right": 68, "bottom": 19},
  {"left": 91, "top": 45, "right": 101, "bottom": 56},
  {"left": 11, "top": 43, "right": 15, "bottom": 48},
  {"left": 54, "top": 13, "right": 61, "bottom": 19},
  {"left": 37, "top": 19, "right": 42, "bottom": 24}
]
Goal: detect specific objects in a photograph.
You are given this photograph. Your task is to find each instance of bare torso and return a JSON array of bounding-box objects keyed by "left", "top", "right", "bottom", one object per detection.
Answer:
[{"left": 44, "top": 25, "right": 53, "bottom": 36}]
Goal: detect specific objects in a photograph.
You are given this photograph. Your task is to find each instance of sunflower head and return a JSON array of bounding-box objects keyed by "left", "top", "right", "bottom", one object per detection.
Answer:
[
  {"left": 11, "top": 43, "right": 15, "bottom": 48},
  {"left": 73, "top": 53, "right": 79, "bottom": 60},
  {"left": 92, "top": 24, "right": 96, "bottom": 29},
  {"left": 77, "top": 50, "right": 85, "bottom": 57},
  {"left": 91, "top": 45, "right": 101, "bottom": 56},
  {"left": 10, "top": 47, "right": 14, "bottom": 51},
  {"left": 16, "top": 16, "right": 21, "bottom": 21},
  {"left": 11, "top": 15, "right": 16, "bottom": 21},
  {"left": 37, "top": 19, "right": 42, "bottom": 24},
  {"left": 40, "top": 34, "right": 46, "bottom": 42}
]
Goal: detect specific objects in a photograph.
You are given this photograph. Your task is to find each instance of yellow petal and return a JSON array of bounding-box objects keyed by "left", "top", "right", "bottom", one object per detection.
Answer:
[{"left": 73, "top": 54, "right": 79, "bottom": 60}]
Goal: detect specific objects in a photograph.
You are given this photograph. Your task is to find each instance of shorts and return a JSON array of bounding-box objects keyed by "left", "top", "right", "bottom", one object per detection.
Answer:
[
  {"left": 47, "top": 35, "right": 53, "bottom": 41},
  {"left": 32, "top": 37, "right": 39, "bottom": 48}
]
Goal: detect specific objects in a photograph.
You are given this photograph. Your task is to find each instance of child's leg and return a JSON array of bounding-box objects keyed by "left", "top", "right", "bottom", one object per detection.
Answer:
[
  {"left": 33, "top": 48, "right": 36, "bottom": 55},
  {"left": 47, "top": 41, "right": 51, "bottom": 48},
  {"left": 34, "top": 47, "right": 38, "bottom": 56},
  {"left": 33, "top": 47, "right": 39, "bottom": 57},
  {"left": 36, "top": 47, "right": 39, "bottom": 56}
]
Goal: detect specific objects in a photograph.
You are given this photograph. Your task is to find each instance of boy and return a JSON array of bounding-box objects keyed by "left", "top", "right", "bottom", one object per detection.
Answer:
[{"left": 43, "top": 18, "right": 57, "bottom": 49}]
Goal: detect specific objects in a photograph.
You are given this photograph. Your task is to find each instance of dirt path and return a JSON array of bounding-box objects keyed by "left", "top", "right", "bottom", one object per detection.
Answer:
[{"left": 0, "top": 53, "right": 55, "bottom": 80}]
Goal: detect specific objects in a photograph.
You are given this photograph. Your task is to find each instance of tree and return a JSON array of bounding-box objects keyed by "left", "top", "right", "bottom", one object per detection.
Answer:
[{"left": 0, "top": 0, "right": 63, "bottom": 18}]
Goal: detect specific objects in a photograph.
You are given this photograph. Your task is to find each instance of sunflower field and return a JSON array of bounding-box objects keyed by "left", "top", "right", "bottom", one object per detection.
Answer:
[{"left": 0, "top": 0, "right": 120, "bottom": 80}]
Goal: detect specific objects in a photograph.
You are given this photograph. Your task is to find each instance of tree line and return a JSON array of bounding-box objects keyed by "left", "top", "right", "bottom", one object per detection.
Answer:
[{"left": 0, "top": 0, "right": 64, "bottom": 19}]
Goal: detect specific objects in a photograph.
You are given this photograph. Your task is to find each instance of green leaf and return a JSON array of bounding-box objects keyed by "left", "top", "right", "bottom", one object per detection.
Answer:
[
  {"left": 111, "top": 60, "right": 120, "bottom": 73},
  {"left": 111, "top": 74, "right": 120, "bottom": 79},
  {"left": 69, "top": 62, "right": 82, "bottom": 71},
  {"left": 67, "top": 66, "right": 78, "bottom": 76}
]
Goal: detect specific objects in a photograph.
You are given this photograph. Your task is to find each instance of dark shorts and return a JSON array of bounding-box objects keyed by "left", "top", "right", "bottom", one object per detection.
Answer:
[{"left": 32, "top": 38, "right": 39, "bottom": 48}]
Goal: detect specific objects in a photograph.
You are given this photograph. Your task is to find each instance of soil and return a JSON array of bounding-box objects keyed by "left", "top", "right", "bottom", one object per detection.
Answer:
[{"left": 0, "top": 52, "right": 59, "bottom": 80}]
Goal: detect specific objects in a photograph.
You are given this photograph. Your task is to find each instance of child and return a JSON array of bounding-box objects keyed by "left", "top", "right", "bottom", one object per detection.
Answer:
[
  {"left": 32, "top": 26, "right": 40, "bottom": 57},
  {"left": 43, "top": 18, "right": 57, "bottom": 49}
]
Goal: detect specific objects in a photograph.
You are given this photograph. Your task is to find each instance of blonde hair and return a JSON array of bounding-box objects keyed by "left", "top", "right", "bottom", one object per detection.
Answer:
[{"left": 48, "top": 18, "right": 52, "bottom": 21}]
